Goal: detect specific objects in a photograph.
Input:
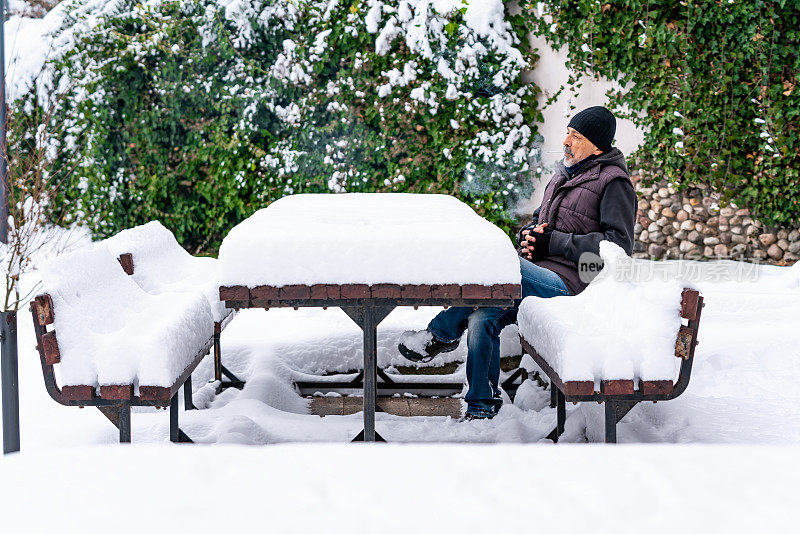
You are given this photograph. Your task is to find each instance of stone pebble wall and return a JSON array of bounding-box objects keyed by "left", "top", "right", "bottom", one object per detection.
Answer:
[{"left": 631, "top": 174, "right": 800, "bottom": 264}]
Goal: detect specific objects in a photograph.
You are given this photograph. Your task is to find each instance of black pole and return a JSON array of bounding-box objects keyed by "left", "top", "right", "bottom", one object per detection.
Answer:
[
  {"left": 1, "top": 1, "right": 21, "bottom": 454},
  {"left": 1, "top": 311, "right": 19, "bottom": 453},
  {"left": 0, "top": 0, "right": 8, "bottom": 242}
]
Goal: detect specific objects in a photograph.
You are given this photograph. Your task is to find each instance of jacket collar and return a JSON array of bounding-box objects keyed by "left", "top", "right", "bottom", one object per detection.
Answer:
[{"left": 553, "top": 147, "right": 628, "bottom": 189}]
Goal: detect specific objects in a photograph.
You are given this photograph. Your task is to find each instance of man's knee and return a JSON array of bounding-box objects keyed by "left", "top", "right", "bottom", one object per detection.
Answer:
[{"left": 467, "top": 308, "right": 509, "bottom": 337}]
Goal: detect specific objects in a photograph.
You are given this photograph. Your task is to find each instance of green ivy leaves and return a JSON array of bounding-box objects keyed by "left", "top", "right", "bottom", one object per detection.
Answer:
[{"left": 532, "top": 0, "right": 800, "bottom": 227}]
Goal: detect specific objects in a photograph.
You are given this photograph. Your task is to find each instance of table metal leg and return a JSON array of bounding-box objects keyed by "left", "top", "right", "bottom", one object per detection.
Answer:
[
  {"left": 118, "top": 404, "right": 131, "bottom": 443},
  {"left": 342, "top": 304, "right": 394, "bottom": 443},
  {"left": 363, "top": 306, "right": 377, "bottom": 441}
]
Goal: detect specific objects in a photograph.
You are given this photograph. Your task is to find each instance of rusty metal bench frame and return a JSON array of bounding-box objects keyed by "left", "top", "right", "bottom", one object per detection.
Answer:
[
  {"left": 519, "top": 288, "right": 704, "bottom": 443},
  {"left": 30, "top": 291, "right": 212, "bottom": 444}
]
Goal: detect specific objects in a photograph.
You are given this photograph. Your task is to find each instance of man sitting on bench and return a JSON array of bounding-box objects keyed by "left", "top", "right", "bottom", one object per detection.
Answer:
[{"left": 398, "top": 106, "right": 637, "bottom": 420}]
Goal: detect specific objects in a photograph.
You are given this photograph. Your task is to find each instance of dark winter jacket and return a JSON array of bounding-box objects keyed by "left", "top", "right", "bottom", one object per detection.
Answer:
[{"left": 517, "top": 148, "right": 636, "bottom": 295}]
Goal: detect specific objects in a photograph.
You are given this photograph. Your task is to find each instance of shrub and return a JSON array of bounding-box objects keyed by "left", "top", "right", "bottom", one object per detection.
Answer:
[{"left": 34, "top": 0, "right": 543, "bottom": 252}]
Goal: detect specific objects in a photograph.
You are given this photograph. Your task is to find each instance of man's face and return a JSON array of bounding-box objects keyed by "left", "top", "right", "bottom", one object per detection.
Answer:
[{"left": 563, "top": 126, "right": 603, "bottom": 166}]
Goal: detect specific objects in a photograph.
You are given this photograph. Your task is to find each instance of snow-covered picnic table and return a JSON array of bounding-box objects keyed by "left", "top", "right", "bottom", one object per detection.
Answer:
[{"left": 218, "top": 193, "right": 522, "bottom": 441}]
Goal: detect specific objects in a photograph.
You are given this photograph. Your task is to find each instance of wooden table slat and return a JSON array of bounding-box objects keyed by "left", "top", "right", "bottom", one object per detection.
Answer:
[{"left": 461, "top": 284, "right": 493, "bottom": 299}]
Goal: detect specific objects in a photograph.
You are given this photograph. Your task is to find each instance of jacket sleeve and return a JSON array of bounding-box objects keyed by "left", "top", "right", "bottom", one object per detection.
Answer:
[
  {"left": 516, "top": 206, "right": 541, "bottom": 247},
  {"left": 547, "top": 178, "right": 636, "bottom": 260}
]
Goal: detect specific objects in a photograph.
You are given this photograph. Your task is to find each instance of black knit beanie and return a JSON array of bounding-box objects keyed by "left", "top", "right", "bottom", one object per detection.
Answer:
[{"left": 567, "top": 106, "right": 616, "bottom": 152}]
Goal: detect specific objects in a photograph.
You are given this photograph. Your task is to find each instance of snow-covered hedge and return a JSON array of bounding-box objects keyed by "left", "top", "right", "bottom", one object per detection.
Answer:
[{"left": 23, "top": 0, "right": 542, "bottom": 252}]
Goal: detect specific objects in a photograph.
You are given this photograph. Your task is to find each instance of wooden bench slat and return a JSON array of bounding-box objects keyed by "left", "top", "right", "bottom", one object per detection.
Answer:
[
  {"left": 340, "top": 284, "right": 370, "bottom": 299},
  {"left": 100, "top": 384, "right": 134, "bottom": 400},
  {"left": 309, "top": 284, "right": 328, "bottom": 299},
  {"left": 601, "top": 380, "right": 635, "bottom": 395},
  {"left": 34, "top": 294, "right": 55, "bottom": 325},
  {"left": 680, "top": 288, "right": 700, "bottom": 320},
  {"left": 279, "top": 285, "right": 310, "bottom": 300},
  {"left": 491, "top": 284, "right": 505, "bottom": 299},
  {"left": 251, "top": 285, "right": 280, "bottom": 300},
  {"left": 228, "top": 282, "right": 522, "bottom": 303},
  {"left": 462, "top": 284, "right": 492, "bottom": 299},
  {"left": 675, "top": 325, "right": 694, "bottom": 360},
  {"left": 139, "top": 386, "right": 171, "bottom": 402},
  {"left": 41, "top": 331, "right": 60, "bottom": 365},
  {"left": 400, "top": 284, "right": 431, "bottom": 299},
  {"left": 117, "top": 253, "right": 134, "bottom": 275},
  {"left": 563, "top": 381, "right": 594, "bottom": 396},
  {"left": 430, "top": 284, "right": 460, "bottom": 299},
  {"left": 503, "top": 284, "right": 522, "bottom": 299},
  {"left": 324, "top": 284, "right": 341, "bottom": 299},
  {"left": 62, "top": 385, "right": 94, "bottom": 401},
  {"left": 371, "top": 284, "right": 402, "bottom": 298},
  {"left": 641, "top": 380, "right": 674, "bottom": 395}
]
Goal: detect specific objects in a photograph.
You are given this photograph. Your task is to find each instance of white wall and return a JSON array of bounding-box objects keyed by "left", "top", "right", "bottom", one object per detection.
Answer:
[{"left": 522, "top": 32, "right": 646, "bottom": 207}]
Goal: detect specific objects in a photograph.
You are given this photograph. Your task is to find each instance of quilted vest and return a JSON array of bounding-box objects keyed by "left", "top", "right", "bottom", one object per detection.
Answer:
[{"left": 534, "top": 148, "right": 631, "bottom": 295}]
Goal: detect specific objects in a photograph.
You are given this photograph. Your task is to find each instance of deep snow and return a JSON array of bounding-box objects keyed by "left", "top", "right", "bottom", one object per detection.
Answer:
[
  {"left": 104, "top": 220, "right": 230, "bottom": 322},
  {"left": 1, "top": 224, "right": 800, "bottom": 531},
  {"left": 40, "top": 244, "right": 213, "bottom": 387},
  {"left": 218, "top": 193, "right": 521, "bottom": 286},
  {"left": 4, "top": 227, "right": 799, "bottom": 446},
  {"left": 1, "top": 444, "right": 798, "bottom": 533}
]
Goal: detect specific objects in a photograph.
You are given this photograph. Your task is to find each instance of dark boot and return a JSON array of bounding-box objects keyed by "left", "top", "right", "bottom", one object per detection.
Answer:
[{"left": 398, "top": 329, "right": 460, "bottom": 363}]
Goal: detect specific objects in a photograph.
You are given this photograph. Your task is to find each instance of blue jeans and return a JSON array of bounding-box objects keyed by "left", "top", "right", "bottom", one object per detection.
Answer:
[{"left": 428, "top": 257, "right": 570, "bottom": 414}]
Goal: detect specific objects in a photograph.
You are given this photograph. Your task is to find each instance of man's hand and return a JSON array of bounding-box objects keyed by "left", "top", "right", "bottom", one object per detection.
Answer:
[{"left": 520, "top": 223, "right": 548, "bottom": 261}]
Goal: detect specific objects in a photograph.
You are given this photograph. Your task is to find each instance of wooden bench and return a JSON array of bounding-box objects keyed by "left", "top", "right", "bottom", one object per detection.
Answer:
[
  {"left": 519, "top": 288, "right": 704, "bottom": 443},
  {"left": 31, "top": 240, "right": 223, "bottom": 443},
  {"left": 31, "top": 292, "right": 209, "bottom": 443}
]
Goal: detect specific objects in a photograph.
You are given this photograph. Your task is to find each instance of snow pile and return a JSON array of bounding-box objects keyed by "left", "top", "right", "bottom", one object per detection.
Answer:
[
  {"left": 783, "top": 260, "right": 800, "bottom": 289},
  {"left": 103, "top": 221, "right": 229, "bottom": 322},
  {"left": 218, "top": 193, "right": 521, "bottom": 287},
  {"left": 39, "top": 244, "right": 214, "bottom": 387},
  {"left": 518, "top": 241, "right": 688, "bottom": 383}
]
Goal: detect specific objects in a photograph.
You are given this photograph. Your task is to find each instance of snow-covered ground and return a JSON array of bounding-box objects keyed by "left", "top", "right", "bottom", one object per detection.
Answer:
[
  {"left": 1, "top": 227, "right": 799, "bottom": 529},
  {"left": 6, "top": 230, "right": 798, "bottom": 447},
  {"left": 2, "top": 444, "right": 799, "bottom": 532}
]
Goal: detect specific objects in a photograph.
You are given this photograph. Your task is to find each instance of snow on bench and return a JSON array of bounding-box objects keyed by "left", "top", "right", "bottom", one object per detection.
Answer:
[
  {"left": 218, "top": 193, "right": 521, "bottom": 288},
  {"left": 103, "top": 221, "right": 241, "bottom": 390},
  {"left": 104, "top": 220, "right": 229, "bottom": 323},
  {"left": 38, "top": 244, "right": 214, "bottom": 391},
  {"left": 518, "top": 241, "right": 692, "bottom": 385},
  {"left": 517, "top": 241, "right": 704, "bottom": 443}
]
